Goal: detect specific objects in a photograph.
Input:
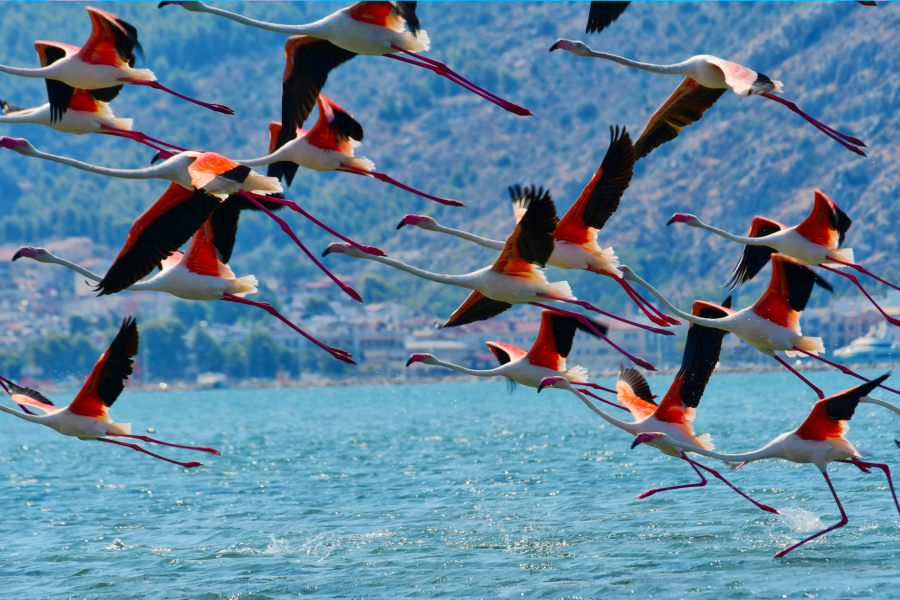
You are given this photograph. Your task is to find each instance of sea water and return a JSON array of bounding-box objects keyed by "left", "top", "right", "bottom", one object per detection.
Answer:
[{"left": 1, "top": 370, "right": 898, "bottom": 599}]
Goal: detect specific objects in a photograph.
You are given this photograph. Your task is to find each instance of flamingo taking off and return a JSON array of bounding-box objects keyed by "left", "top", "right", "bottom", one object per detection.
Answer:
[
  {"left": 0, "top": 7, "right": 232, "bottom": 115},
  {"left": 585, "top": 2, "right": 631, "bottom": 34},
  {"left": 157, "top": 1, "right": 529, "bottom": 119},
  {"left": 397, "top": 127, "right": 677, "bottom": 327},
  {"left": 537, "top": 298, "right": 778, "bottom": 514},
  {"left": 406, "top": 310, "right": 630, "bottom": 410},
  {"left": 549, "top": 41, "right": 866, "bottom": 158},
  {"left": 0, "top": 318, "right": 220, "bottom": 468},
  {"left": 621, "top": 255, "right": 900, "bottom": 398},
  {"left": 325, "top": 185, "right": 673, "bottom": 370},
  {"left": 668, "top": 189, "right": 900, "bottom": 327},
  {"left": 237, "top": 94, "right": 462, "bottom": 207},
  {"left": 631, "top": 373, "right": 900, "bottom": 558}
]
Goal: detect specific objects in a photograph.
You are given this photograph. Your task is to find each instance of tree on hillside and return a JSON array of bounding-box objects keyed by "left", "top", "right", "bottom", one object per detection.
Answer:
[{"left": 142, "top": 317, "right": 188, "bottom": 381}]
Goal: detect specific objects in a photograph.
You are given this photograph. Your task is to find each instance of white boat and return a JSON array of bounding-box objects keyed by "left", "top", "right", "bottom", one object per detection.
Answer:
[{"left": 833, "top": 323, "right": 900, "bottom": 363}]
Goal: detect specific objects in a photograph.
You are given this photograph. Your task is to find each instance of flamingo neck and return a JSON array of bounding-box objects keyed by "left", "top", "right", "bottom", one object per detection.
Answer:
[
  {"left": 689, "top": 219, "right": 766, "bottom": 245},
  {"left": 0, "top": 403, "right": 45, "bottom": 424},
  {"left": 430, "top": 222, "right": 505, "bottom": 252},
  {"left": 0, "top": 109, "right": 47, "bottom": 126},
  {"left": 576, "top": 47, "right": 688, "bottom": 76},
  {"left": 194, "top": 2, "right": 321, "bottom": 35},
  {"left": 860, "top": 396, "right": 900, "bottom": 416},
  {"left": 43, "top": 254, "right": 103, "bottom": 282},
  {"left": 235, "top": 152, "right": 280, "bottom": 168},
  {"left": 561, "top": 384, "right": 637, "bottom": 433},
  {"left": 424, "top": 358, "right": 507, "bottom": 377},
  {"left": 661, "top": 438, "right": 780, "bottom": 464},
  {"left": 624, "top": 270, "right": 724, "bottom": 327},
  {"left": 358, "top": 254, "right": 473, "bottom": 289},
  {"left": 0, "top": 64, "right": 51, "bottom": 78},
  {"left": 27, "top": 147, "right": 164, "bottom": 180}
]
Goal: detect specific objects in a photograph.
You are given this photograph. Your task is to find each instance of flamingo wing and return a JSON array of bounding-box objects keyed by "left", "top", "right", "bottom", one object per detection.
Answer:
[
  {"left": 68, "top": 318, "right": 138, "bottom": 418},
  {"left": 751, "top": 254, "right": 831, "bottom": 329},
  {"left": 527, "top": 312, "right": 609, "bottom": 370},
  {"left": 207, "top": 198, "right": 242, "bottom": 264},
  {"left": 182, "top": 222, "right": 223, "bottom": 278},
  {"left": 586, "top": 1, "right": 630, "bottom": 34},
  {"left": 486, "top": 341, "right": 527, "bottom": 365},
  {"left": 725, "top": 216, "right": 785, "bottom": 289},
  {"left": 556, "top": 126, "right": 634, "bottom": 245},
  {"left": 615, "top": 366, "right": 657, "bottom": 420},
  {"left": 634, "top": 77, "right": 726, "bottom": 160},
  {"left": 507, "top": 184, "right": 532, "bottom": 224},
  {"left": 96, "top": 184, "right": 221, "bottom": 295},
  {"left": 796, "top": 373, "right": 890, "bottom": 441},
  {"left": 705, "top": 56, "right": 781, "bottom": 96},
  {"left": 188, "top": 153, "right": 252, "bottom": 195},
  {"left": 159, "top": 250, "right": 184, "bottom": 271},
  {"left": 347, "top": 2, "right": 420, "bottom": 34},
  {"left": 303, "top": 94, "right": 364, "bottom": 154},
  {"left": 795, "top": 189, "right": 852, "bottom": 248},
  {"left": 34, "top": 42, "right": 81, "bottom": 122},
  {"left": 441, "top": 290, "right": 513, "bottom": 328},
  {"left": 7, "top": 382, "right": 57, "bottom": 414},
  {"left": 492, "top": 186, "right": 557, "bottom": 277},
  {"left": 78, "top": 7, "right": 143, "bottom": 67}
]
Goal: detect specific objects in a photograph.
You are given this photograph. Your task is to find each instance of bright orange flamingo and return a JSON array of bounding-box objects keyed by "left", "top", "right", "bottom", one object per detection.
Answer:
[
  {"left": 632, "top": 374, "right": 900, "bottom": 558},
  {"left": 0, "top": 318, "right": 220, "bottom": 468},
  {"left": 549, "top": 41, "right": 866, "bottom": 158},
  {"left": 158, "top": 1, "right": 529, "bottom": 118},
  {"left": 668, "top": 189, "right": 900, "bottom": 327},
  {"left": 0, "top": 7, "right": 232, "bottom": 114}
]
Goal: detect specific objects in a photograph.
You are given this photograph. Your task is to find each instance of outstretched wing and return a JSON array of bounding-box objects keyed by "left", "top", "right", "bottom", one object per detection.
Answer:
[
  {"left": 634, "top": 78, "right": 726, "bottom": 160},
  {"left": 615, "top": 366, "right": 657, "bottom": 420},
  {"left": 796, "top": 373, "right": 890, "bottom": 441},
  {"left": 7, "top": 382, "right": 57, "bottom": 414},
  {"left": 78, "top": 7, "right": 143, "bottom": 67},
  {"left": 751, "top": 254, "right": 831, "bottom": 329},
  {"left": 347, "top": 2, "right": 420, "bottom": 34},
  {"left": 555, "top": 126, "right": 634, "bottom": 245},
  {"left": 441, "top": 290, "right": 513, "bottom": 328},
  {"left": 303, "top": 94, "right": 364, "bottom": 154},
  {"left": 725, "top": 216, "right": 785, "bottom": 289},
  {"left": 492, "top": 186, "right": 557, "bottom": 275},
  {"left": 585, "top": 1, "right": 630, "bottom": 34},
  {"left": 207, "top": 197, "right": 242, "bottom": 264},
  {"left": 795, "top": 189, "right": 852, "bottom": 249},
  {"left": 188, "top": 153, "right": 251, "bottom": 194},
  {"left": 34, "top": 41, "right": 80, "bottom": 123},
  {"left": 68, "top": 317, "right": 139, "bottom": 418},
  {"left": 486, "top": 341, "right": 527, "bottom": 365}
]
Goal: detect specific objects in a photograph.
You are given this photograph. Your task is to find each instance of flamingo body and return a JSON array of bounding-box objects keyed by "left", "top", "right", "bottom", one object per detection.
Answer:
[
  {"left": 0, "top": 99, "right": 132, "bottom": 135},
  {"left": 314, "top": 8, "right": 430, "bottom": 55}
]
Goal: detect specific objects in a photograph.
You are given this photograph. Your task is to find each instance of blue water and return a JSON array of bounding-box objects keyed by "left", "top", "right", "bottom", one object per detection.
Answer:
[{"left": 1, "top": 370, "right": 899, "bottom": 599}]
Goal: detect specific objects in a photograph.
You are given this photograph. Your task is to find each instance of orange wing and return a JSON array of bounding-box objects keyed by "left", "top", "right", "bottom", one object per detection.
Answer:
[
  {"left": 486, "top": 342, "right": 527, "bottom": 365},
  {"left": 346, "top": 2, "right": 416, "bottom": 33},
  {"left": 188, "top": 153, "right": 250, "bottom": 194},
  {"left": 78, "top": 7, "right": 135, "bottom": 67},
  {"left": 795, "top": 401, "right": 843, "bottom": 441},
  {"left": 182, "top": 222, "right": 221, "bottom": 278},
  {"left": 7, "top": 382, "right": 58, "bottom": 415},
  {"left": 795, "top": 189, "right": 852, "bottom": 249},
  {"left": 68, "top": 318, "right": 138, "bottom": 418},
  {"left": 526, "top": 312, "right": 565, "bottom": 371},
  {"left": 67, "top": 89, "right": 103, "bottom": 114},
  {"left": 303, "top": 94, "right": 362, "bottom": 155},
  {"left": 750, "top": 254, "right": 825, "bottom": 330},
  {"left": 615, "top": 368, "right": 657, "bottom": 420},
  {"left": 34, "top": 41, "right": 79, "bottom": 67},
  {"left": 492, "top": 187, "right": 557, "bottom": 278}
]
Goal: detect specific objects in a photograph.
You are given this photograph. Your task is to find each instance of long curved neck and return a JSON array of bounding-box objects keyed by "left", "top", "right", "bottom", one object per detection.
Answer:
[
  {"left": 431, "top": 222, "right": 505, "bottom": 251},
  {"left": 194, "top": 2, "right": 319, "bottom": 35},
  {"left": 235, "top": 152, "right": 279, "bottom": 168},
  {"left": 624, "top": 271, "right": 723, "bottom": 327},
  {"left": 861, "top": 396, "right": 900, "bottom": 416},
  {"left": 576, "top": 47, "right": 687, "bottom": 75},
  {"left": 689, "top": 220, "right": 766, "bottom": 245},
  {"left": 0, "top": 110, "right": 46, "bottom": 125},
  {"left": 0, "top": 403, "right": 45, "bottom": 424},
  {"left": 662, "top": 438, "right": 780, "bottom": 464},
  {"left": 26, "top": 148, "right": 163, "bottom": 180},
  {"left": 44, "top": 254, "right": 103, "bottom": 282},
  {"left": 426, "top": 358, "right": 506, "bottom": 377},
  {"left": 359, "top": 254, "right": 473, "bottom": 288},
  {"left": 561, "top": 384, "right": 637, "bottom": 433},
  {"left": 0, "top": 64, "right": 51, "bottom": 78}
]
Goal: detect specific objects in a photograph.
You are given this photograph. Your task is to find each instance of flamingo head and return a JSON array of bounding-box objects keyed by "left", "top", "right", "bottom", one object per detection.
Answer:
[
  {"left": 321, "top": 242, "right": 367, "bottom": 259},
  {"left": 618, "top": 265, "right": 638, "bottom": 283},
  {"left": 630, "top": 432, "right": 667, "bottom": 449},
  {"left": 396, "top": 214, "right": 437, "bottom": 231},
  {"left": 158, "top": 1, "right": 205, "bottom": 11},
  {"left": 549, "top": 39, "right": 590, "bottom": 55},
  {"left": 12, "top": 247, "right": 50, "bottom": 262},
  {"left": 0, "top": 136, "right": 35, "bottom": 155},
  {"left": 666, "top": 213, "right": 699, "bottom": 226},
  {"left": 537, "top": 376, "right": 567, "bottom": 393},
  {"left": 406, "top": 353, "right": 436, "bottom": 367}
]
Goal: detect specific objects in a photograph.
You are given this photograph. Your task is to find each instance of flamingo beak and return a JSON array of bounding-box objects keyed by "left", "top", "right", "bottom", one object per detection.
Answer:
[
  {"left": 12, "top": 247, "right": 38, "bottom": 261},
  {"left": 549, "top": 41, "right": 561, "bottom": 52}
]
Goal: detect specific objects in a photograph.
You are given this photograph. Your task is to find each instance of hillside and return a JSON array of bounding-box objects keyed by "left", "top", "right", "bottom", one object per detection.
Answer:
[{"left": 1, "top": 1, "right": 898, "bottom": 321}]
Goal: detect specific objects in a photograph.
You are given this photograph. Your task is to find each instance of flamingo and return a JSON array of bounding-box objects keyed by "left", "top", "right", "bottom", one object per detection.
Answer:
[
  {"left": 631, "top": 373, "right": 900, "bottom": 558},
  {"left": 406, "top": 310, "right": 630, "bottom": 410},
  {"left": 13, "top": 217, "right": 354, "bottom": 365},
  {"left": 548, "top": 41, "right": 866, "bottom": 158},
  {"left": 325, "top": 185, "right": 674, "bottom": 370},
  {"left": 621, "top": 255, "right": 900, "bottom": 399},
  {"left": 0, "top": 7, "right": 232, "bottom": 115},
  {"left": 0, "top": 318, "right": 220, "bottom": 468},
  {"left": 0, "top": 89, "right": 186, "bottom": 152},
  {"left": 536, "top": 299, "right": 778, "bottom": 513},
  {"left": 236, "top": 94, "right": 462, "bottom": 206},
  {"left": 397, "top": 127, "right": 677, "bottom": 327},
  {"left": 668, "top": 189, "right": 900, "bottom": 327},
  {"left": 0, "top": 136, "right": 378, "bottom": 301},
  {"left": 157, "top": 1, "right": 530, "bottom": 119},
  {"left": 585, "top": 2, "right": 631, "bottom": 34}
]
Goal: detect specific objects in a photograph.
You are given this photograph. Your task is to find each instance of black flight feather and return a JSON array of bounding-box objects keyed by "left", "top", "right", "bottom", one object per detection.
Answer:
[
  {"left": 580, "top": 125, "right": 635, "bottom": 232},
  {"left": 395, "top": 2, "right": 420, "bottom": 36},
  {"left": 825, "top": 372, "right": 891, "bottom": 422},
  {"left": 512, "top": 185, "right": 557, "bottom": 267},
  {"left": 617, "top": 366, "right": 655, "bottom": 404},
  {"left": 725, "top": 223, "right": 782, "bottom": 289},
  {"left": 95, "top": 317, "right": 139, "bottom": 408},
  {"left": 586, "top": 1, "right": 631, "bottom": 34},
  {"left": 441, "top": 296, "right": 513, "bottom": 328},
  {"left": 7, "top": 382, "right": 55, "bottom": 406}
]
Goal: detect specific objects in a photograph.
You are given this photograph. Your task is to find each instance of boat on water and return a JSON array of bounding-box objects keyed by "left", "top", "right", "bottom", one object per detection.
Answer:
[{"left": 833, "top": 323, "right": 900, "bottom": 363}]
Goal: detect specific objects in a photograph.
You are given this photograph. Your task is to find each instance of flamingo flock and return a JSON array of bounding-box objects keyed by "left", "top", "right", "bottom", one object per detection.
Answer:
[{"left": 0, "top": 2, "right": 896, "bottom": 560}]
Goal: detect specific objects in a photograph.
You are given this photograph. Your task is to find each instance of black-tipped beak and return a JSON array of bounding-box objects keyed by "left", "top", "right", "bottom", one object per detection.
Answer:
[
  {"left": 150, "top": 151, "right": 163, "bottom": 164},
  {"left": 158, "top": 1, "right": 170, "bottom": 7},
  {"left": 666, "top": 217, "right": 676, "bottom": 226},
  {"left": 321, "top": 247, "right": 332, "bottom": 257},
  {"left": 537, "top": 382, "right": 546, "bottom": 393},
  {"left": 630, "top": 438, "right": 642, "bottom": 449},
  {"left": 405, "top": 358, "right": 414, "bottom": 367},
  {"left": 11, "top": 250, "right": 24, "bottom": 261},
  {"left": 549, "top": 41, "right": 561, "bottom": 52},
  {"left": 396, "top": 219, "right": 407, "bottom": 230},
  {"left": 895, "top": 439, "right": 900, "bottom": 450}
]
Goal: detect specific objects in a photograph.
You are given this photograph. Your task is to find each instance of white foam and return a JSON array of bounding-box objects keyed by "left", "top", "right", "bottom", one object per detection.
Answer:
[{"left": 780, "top": 507, "right": 824, "bottom": 532}]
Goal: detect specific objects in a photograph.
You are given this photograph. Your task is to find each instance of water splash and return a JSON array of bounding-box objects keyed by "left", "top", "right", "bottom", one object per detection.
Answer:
[
  {"left": 263, "top": 534, "right": 288, "bottom": 555},
  {"left": 104, "top": 539, "right": 127, "bottom": 550},
  {"left": 299, "top": 531, "right": 340, "bottom": 562},
  {"left": 780, "top": 507, "right": 825, "bottom": 532}
]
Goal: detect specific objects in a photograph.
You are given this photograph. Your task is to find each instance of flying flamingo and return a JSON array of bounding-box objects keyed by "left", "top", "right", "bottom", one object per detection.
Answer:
[
  {"left": 325, "top": 185, "right": 673, "bottom": 370},
  {"left": 537, "top": 300, "right": 778, "bottom": 513},
  {"left": 0, "top": 136, "right": 378, "bottom": 301},
  {"left": 13, "top": 218, "right": 354, "bottom": 364},
  {"left": 157, "top": 1, "right": 529, "bottom": 120},
  {"left": 406, "top": 310, "right": 630, "bottom": 409},
  {"left": 549, "top": 41, "right": 866, "bottom": 158},
  {"left": 631, "top": 373, "right": 900, "bottom": 558},
  {"left": 236, "top": 94, "right": 462, "bottom": 207},
  {"left": 668, "top": 189, "right": 900, "bottom": 327},
  {"left": 397, "top": 128, "right": 678, "bottom": 327},
  {"left": 0, "top": 7, "right": 232, "bottom": 115},
  {"left": 621, "top": 255, "right": 900, "bottom": 398},
  {"left": 0, "top": 318, "right": 220, "bottom": 468},
  {"left": 585, "top": 2, "right": 631, "bottom": 34}
]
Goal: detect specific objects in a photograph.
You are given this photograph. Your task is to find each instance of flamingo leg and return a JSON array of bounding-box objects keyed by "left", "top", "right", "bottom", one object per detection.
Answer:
[
  {"left": 575, "top": 387, "right": 630, "bottom": 412},
  {"left": 530, "top": 302, "right": 657, "bottom": 370},
  {"left": 686, "top": 456, "right": 779, "bottom": 513},
  {"left": 337, "top": 164, "right": 465, "bottom": 207},
  {"left": 0, "top": 376, "right": 36, "bottom": 415},
  {"left": 819, "top": 265, "right": 900, "bottom": 326},
  {"left": 222, "top": 293, "right": 356, "bottom": 365},
  {"left": 760, "top": 93, "right": 866, "bottom": 156},
  {"left": 97, "top": 437, "right": 203, "bottom": 468},
  {"left": 99, "top": 125, "right": 190, "bottom": 152},
  {"left": 105, "top": 432, "right": 220, "bottom": 455},
  {"left": 774, "top": 470, "right": 848, "bottom": 558},
  {"left": 637, "top": 453, "right": 708, "bottom": 499},
  {"left": 235, "top": 192, "right": 362, "bottom": 303},
  {"left": 838, "top": 458, "right": 900, "bottom": 517},
  {"left": 791, "top": 347, "right": 900, "bottom": 397},
  {"left": 97, "top": 129, "right": 168, "bottom": 152},
  {"left": 589, "top": 267, "right": 679, "bottom": 326},
  {"left": 386, "top": 46, "right": 531, "bottom": 116},
  {"left": 578, "top": 381, "right": 618, "bottom": 395},
  {"left": 772, "top": 354, "right": 824, "bottom": 399},
  {"left": 117, "top": 79, "right": 234, "bottom": 115},
  {"left": 827, "top": 259, "right": 900, "bottom": 293},
  {"left": 240, "top": 191, "right": 385, "bottom": 257},
  {"left": 535, "top": 293, "right": 675, "bottom": 336}
]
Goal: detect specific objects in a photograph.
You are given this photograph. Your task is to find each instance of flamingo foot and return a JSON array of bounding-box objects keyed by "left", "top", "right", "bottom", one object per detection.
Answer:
[
  {"left": 774, "top": 471, "right": 847, "bottom": 558},
  {"left": 578, "top": 381, "right": 618, "bottom": 395},
  {"left": 105, "top": 433, "right": 220, "bottom": 455},
  {"left": 819, "top": 265, "right": 900, "bottom": 327},
  {"left": 829, "top": 260, "right": 900, "bottom": 294},
  {"left": 118, "top": 79, "right": 234, "bottom": 115},
  {"left": 760, "top": 93, "right": 866, "bottom": 155},
  {"left": 638, "top": 456, "right": 708, "bottom": 499},
  {"left": 685, "top": 456, "right": 778, "bottom": 513},
  {"left": 338, "top": 164, "right": 465, "bottom": 207},
  {"left": 535, "top": 293, "right": 675, "bottom": 336},
  {"left": 841, "top": 458, "right": 900, "bottom": 517},
  {"left": 97, "top": 437, "right": 203, "bottom": 468}
]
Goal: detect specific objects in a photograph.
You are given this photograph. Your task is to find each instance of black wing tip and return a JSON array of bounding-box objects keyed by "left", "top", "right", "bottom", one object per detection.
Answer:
[{"left": 617, "top": 365, "right": 655, "bottom": 404}]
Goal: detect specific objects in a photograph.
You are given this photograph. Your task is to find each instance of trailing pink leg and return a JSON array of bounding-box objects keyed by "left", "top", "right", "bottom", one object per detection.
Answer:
[
  {"left": 774, "top": 471, "right": 847, "bottom": 558},
  {"left": 337, "top": 164, "right": 465, "bottom": 207},
  {"left": 98, "top": 129, "right": 167, "bottom": 152},
  {"left": 535, "top": 293, "right": 674, "bottom": 336},
  {"left": 760, "top": 93, "right": 866, "bottom": 156},
  {"left": 590, "top": 267, "right": 679, "bottom": 326},
  {"left": 97, "top": 437, "right": 203, "bottom": 468},
  {"left": 575, "top": 387, "right": 630, "bottom": 412},
  {"left": 241, "top": 192, "right": 385, "bottom": 257},
  {"left": 791, "top": 347, "right": 900, "bottom": 396},
  {"left": 106, "top": 432, "right": 220, "bottom": 455},
  {"left": 223, "top": 293, "right": 356, "bottom": 365},
  {"left": 828, "top": 259, "right": 900, "bottom": 293},
  {"left": 386, "top": 46, "right": 532, "bottom": 116},
  {"left": 637, "top": 453, "right": 708, "bottom": 499},
  {"left": 839, "top": 458, "right": 900, "bottom": 516},
  {"left": 236, "top": 192, "right": 362, "bottom": 303},
  {"left": 819, "top": 265, "right": 900, "bottom": 326},
  {"left": 99, "top": 125, "right": 190, "bottom": 152},
  {"left": 773, "top": 354, "right": 824, "bottom": 399},
  {"left": 530, "top": 302, "right": 657, "bottom": 370},
  {"left": 579, "top": 381, "right": 618, "bottom": 395},
  {"left": 686, "top": 455, "right": 778, "bottom": 513},
  {"left": 118, "top": 79, "right": 234, "bottom": 115}
]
